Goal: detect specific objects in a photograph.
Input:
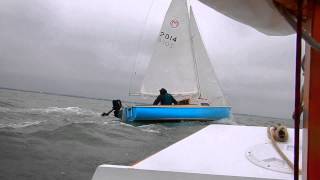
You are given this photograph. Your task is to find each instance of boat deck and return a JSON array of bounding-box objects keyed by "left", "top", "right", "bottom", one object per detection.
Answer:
[{"left": 92, "top": 125, "right": 303, "bottom": 180}]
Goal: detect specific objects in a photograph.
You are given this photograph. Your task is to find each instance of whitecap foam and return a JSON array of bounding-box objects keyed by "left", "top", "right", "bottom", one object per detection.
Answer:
[
  {"left": 0, "top": 121, "right": 43, "bottom": 128},
  {"left": 140, "top": 128, "right": 161, "bottom": 134},
  {"left": 30, "top": 107, "right": 100, "bottom": 116},
  {"left": 119, "top": 122, "right": 136, "bottom": 128},
  {"left": 139, "top": 125, "right": 161, "bottom": 134}
]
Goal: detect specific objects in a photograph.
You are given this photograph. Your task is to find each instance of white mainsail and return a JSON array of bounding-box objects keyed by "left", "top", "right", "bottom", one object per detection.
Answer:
[
  {"left": 139, "top": 0, "right": 226, "bottom": 105},
  {"left": 140, "top": 0, "right": 199, "bottom": 96}
]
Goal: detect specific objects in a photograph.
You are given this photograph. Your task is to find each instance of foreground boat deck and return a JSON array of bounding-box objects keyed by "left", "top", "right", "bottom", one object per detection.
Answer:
[
  {"left": 92, "top": 125, "right": 302, "bottom": 180},
  {"left": 93, "top": 165, "right": 279, "bottom": 180}
]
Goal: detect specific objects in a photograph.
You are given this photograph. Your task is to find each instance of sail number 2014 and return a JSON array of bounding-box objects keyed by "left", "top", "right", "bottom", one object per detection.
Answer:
[
  {"left": 160, "top": 32, "right": 177, "bottom": 42},
  {"left": 159, "top": 32, "right": 177, "bottom": 48}
]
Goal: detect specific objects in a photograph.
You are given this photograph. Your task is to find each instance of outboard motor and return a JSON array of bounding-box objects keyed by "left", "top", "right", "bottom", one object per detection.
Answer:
[
  {"left": 112, "top": 99, "right": 122, "bottom": 118},
  {"left": 101, "top": 99, "right": 122, "bottom": 118}
]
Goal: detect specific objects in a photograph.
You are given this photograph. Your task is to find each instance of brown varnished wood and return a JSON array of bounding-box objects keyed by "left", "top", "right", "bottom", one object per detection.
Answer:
[{"left": 303, "top": 2, "right": 320, "bottom": 180}]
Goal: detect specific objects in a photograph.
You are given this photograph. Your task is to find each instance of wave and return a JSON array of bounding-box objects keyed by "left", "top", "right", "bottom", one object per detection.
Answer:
[
  {"left": 0, "top": 100, "right": 15, "bottom": 108},
  {"left": 1, "top": 106, "right": 100, "bottom": 116},
  {"left": 0, "top": 121, "right": 43, "bottom": 128},
  {"left": 29, "top": 122, "right": 160, "bottom": 147},
  {"left": 0, "top": 107, "right": 10, "bottom": 112},
  {"left": 138, "top": 124, "right": 161, "bottom": 134},
  {"left": 30, "top": 107, "right": 100, "bottom": 116}
]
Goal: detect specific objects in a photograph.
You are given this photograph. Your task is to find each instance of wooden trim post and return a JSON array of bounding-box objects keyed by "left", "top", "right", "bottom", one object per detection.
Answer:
[{"left": 302, "top": 2, "right": 320, "bottom": 180}]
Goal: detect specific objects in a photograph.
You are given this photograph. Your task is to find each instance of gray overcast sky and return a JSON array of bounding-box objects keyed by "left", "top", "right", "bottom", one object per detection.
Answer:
[{"left": 0, "top": 0, "right": 297, "bottom": 118}]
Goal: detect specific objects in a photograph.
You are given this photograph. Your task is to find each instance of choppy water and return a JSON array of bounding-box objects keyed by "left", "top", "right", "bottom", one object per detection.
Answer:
[{"left": 0, "top": 88, "right": 293, "bottom": 180}]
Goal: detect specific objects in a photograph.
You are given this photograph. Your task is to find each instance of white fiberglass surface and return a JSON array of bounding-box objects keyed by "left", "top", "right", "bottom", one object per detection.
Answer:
[
  {"left": 134, "top": 125, "right": 302, "bottom": 180},
  {"left": 198, "top": 0, "right": 293, "bottom": 36}
]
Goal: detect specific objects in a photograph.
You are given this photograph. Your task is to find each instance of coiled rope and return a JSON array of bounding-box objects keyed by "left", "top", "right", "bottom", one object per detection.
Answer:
[{"left": 267, "top": 125, "right": 302, "bottom": 174}]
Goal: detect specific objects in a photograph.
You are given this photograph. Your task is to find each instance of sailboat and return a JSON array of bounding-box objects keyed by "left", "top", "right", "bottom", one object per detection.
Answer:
[
  {"left": 122, "top": 0, "right": 231, "bottom": 122},
  {"left": 92, "top": 0, "right": 319, "bottom": 179}
]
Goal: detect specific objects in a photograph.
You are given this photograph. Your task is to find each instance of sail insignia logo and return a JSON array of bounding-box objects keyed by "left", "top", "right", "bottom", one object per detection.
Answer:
[{"left": 170, "top": 19, "right": 179, "bottom": 28}]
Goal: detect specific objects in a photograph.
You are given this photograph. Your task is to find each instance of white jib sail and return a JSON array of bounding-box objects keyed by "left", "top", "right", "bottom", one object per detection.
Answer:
[
  {"left": 189, "top": 7, "right": 227, "bottom": 106},
  {"left": 140, "top": 0, "right": 199, "bottom": 96}
]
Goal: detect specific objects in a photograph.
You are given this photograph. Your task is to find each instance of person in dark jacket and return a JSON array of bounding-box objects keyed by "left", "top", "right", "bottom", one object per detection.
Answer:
[{"left": 153, "top": 88, "right": 178, "bottom": 105}]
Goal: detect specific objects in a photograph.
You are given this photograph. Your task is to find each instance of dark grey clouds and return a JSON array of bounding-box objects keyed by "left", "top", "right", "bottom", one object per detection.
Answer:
[
  {"left": 0, "top": 0, "right": 154, "bottom": 96},
  {"left": 0, "top": 0, "right": 297, "bottom": 118}
]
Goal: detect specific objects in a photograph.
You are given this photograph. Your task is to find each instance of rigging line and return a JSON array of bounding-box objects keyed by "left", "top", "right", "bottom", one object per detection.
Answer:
[
  {"left": 267, "top": 126, "right": 302, "bottom": 174},
  {"left": 128, "top": 0, "right": 156, "bottom": 96},
  {"left": 293, "top": 0, "right": 303, "bottom": 179},
  {"left": 188, "top": 5, "right": 202, "bottom": 98}
]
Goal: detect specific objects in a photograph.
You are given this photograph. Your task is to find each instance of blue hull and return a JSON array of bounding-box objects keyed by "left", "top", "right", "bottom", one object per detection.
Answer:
[{"left": 122, "top": 106, "right": 231, "bottom": 122}]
